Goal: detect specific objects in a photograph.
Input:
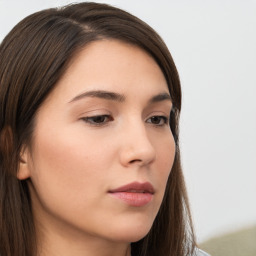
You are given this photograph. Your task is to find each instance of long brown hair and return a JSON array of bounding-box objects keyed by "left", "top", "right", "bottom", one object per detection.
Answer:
[{"left": 0, "top": 2, "right": 196, "bottom": 256}]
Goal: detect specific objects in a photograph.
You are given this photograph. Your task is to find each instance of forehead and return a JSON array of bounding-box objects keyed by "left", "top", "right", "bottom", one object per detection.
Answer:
[
  {"left": 47, "top": 39, "right": 169, "bottom": 104},
  {"left": 67, "top": 39, "right": 165, "bottom": 79}
]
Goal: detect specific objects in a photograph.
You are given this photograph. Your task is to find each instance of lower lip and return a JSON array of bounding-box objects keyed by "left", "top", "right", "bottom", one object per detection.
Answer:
[{"left": 109, "top": 192, "right": 153, "bottom": 207}]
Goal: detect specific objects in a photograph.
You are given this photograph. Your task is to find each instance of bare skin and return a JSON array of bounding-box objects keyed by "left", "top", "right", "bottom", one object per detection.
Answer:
[{"left": 18, "top": 40, "right": 175, "bottom": 256}]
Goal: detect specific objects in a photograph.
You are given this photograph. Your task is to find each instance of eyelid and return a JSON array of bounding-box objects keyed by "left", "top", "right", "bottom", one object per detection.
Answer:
[
  {"left": 77, "top": 107, "right": 112, "bottom": 118},
  {"left": 80, "top": 114, "right": 113, "bottom": 126},
  {"left": 145, "top": 113, "right": 170, "bottom": 127}
]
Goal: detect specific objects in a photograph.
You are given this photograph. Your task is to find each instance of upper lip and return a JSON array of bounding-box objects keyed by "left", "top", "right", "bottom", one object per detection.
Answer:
[{"left": 109, "top": 182, "right": 155, "bottom": 194}]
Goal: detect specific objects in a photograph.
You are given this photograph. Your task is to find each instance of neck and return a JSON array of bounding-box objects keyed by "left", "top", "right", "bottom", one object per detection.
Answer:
[
  {"left": 37, "top": 231, "right": 131, "bottom": 256},
  {"left": 34, "top": 218, "right": 131, "bottom": 256}
]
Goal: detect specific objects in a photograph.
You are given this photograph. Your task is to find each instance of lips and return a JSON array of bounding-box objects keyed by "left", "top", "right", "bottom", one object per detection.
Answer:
[
  {"left": 109, "top": 182, "right": 155, "bottom": 194},
  {"left": 108, "top": 182, "right": 154, "bottom": 207}
]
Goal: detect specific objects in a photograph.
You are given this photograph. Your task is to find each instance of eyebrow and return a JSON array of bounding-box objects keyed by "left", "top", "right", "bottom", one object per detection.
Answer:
[
  {"left": 69, "top": 90, "right": 172, "bottom": 104},
  {"left": 149, "top": 93, "right": 172, "bottom": 104},
  {"left": 69, "top": 90, "right": 125, "bottom": 103}
]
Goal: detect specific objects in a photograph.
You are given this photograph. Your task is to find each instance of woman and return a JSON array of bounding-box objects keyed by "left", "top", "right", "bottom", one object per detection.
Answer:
[{"left": 0, "top": 2, "right": 209, "bottom": 256}]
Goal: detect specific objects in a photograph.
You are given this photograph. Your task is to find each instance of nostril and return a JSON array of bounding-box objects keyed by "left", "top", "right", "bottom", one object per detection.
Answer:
[
  {"left": 129, "top": 159, "right": 142, "bottom": 164},
  {"left": 120, "top": 132, "right": 156, "bottom": 167}
]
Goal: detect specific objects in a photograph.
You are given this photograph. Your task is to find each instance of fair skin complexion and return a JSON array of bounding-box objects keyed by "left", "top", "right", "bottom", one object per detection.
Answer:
[{"left": 18, "top": 40, "right": 176, "bottom": 256}]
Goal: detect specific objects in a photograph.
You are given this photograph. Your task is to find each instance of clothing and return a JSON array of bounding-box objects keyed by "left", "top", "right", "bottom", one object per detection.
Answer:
[{"left": 196, "top": 248, "right": 211, "bottom": 256}]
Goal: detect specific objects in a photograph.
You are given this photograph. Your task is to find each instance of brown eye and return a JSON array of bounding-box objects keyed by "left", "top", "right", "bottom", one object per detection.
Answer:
[
  {"left": 82, "top": 115, "right": 113, "bottom": 126},
  {"left": 146, "top": 116, "right": 168, "bottom": 126}
]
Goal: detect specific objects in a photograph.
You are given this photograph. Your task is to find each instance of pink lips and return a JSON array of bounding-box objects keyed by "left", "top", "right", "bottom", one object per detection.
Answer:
[{"left": 108, "top": 182, "right": 154, "bottom": 207}]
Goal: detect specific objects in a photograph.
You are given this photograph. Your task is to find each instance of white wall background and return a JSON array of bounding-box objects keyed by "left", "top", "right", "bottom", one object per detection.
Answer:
[{"left": 1, "top": 0, "right": 255, "bottom": 243}]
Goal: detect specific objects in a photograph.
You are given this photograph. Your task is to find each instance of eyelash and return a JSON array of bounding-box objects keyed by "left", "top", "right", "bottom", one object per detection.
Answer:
[
  {"left": 81, "top": 115, "right": 113, "bottom": 126},
  {"left": 146, "top": 115, "right": 168, "bottom": 126},
  {"left": 81, "top": 115, "right": 169, "bottom": 127}
]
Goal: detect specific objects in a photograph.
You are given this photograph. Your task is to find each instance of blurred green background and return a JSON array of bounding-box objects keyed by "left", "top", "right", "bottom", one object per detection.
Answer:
[{"left": 199, "top": 226, "right": 256, "bottom": 256}]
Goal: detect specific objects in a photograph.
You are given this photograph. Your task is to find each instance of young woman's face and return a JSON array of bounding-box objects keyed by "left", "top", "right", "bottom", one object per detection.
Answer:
[{"left": 20, "top": 40, "right": 175, "bottom": 245}]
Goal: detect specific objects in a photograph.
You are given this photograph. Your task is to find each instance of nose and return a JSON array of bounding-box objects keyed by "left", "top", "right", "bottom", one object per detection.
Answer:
[{"left": 119, "top": 121, "right": 156, "bottom": 167}]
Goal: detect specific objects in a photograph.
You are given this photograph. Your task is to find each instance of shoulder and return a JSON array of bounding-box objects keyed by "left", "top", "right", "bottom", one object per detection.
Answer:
[{"left": 195, "top": 248, "right": 211, "bottom": 256}]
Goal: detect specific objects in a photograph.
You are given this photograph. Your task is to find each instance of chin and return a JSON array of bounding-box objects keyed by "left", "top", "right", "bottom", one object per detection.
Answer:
[{"left": 106, "top": 219, "right": 153, "bottom": 243}]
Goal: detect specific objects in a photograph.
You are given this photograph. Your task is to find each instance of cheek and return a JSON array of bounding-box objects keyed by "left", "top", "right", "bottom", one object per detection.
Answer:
[
  {"left": 154, "top": 134, "right": 176, "bottom": 190},
  {"left": 34, "top": 122, "right": 110, "bottom": 169},
  {"left": 28, "top": 125, "right": 115, "bottom": 206}
]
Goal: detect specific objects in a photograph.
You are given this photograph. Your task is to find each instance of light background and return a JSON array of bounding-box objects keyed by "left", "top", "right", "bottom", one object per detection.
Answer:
[{"left": 0, "top": 0, "right": 255, "bottom": 243}]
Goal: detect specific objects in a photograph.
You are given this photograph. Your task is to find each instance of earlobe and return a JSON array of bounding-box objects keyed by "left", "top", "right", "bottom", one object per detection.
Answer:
[{"left": 17, "top": 146, "right": 31, "bottom": 180}]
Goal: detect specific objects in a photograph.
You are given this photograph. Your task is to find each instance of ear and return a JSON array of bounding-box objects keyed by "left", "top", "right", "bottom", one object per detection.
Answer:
[{"left": 17, "top": 145, "right": 31, "bottom": 180}]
